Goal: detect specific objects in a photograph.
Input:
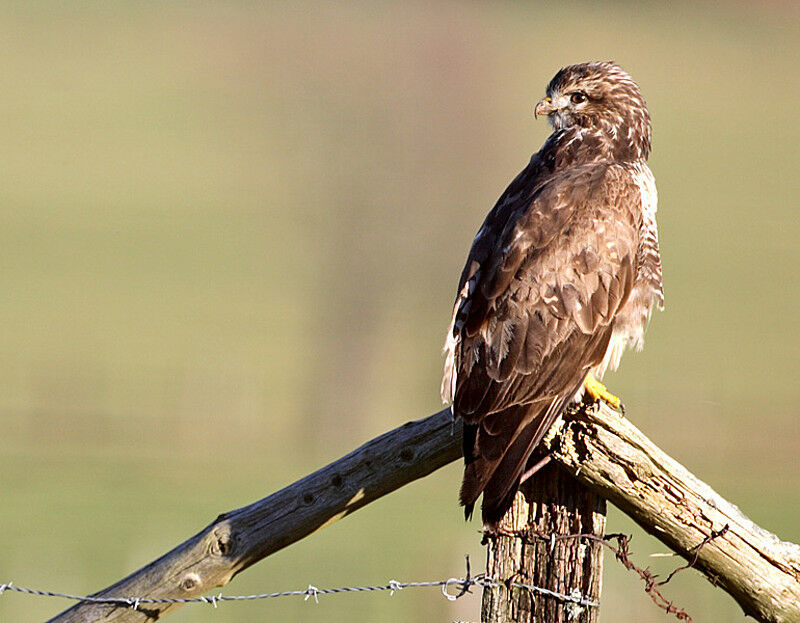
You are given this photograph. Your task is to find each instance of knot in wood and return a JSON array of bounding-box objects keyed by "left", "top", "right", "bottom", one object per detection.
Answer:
[
  {"left": 210, "top": 528, "right": 235, "bottom": 557},
  {"left": 361, "top": 451, "right": 376, "bottom": 471},
  {"left": 399, "top": 447, "right": 415, "bottom": 462},
  {"left": 180, "top": 572, "right": 202, "bottom": 593}
]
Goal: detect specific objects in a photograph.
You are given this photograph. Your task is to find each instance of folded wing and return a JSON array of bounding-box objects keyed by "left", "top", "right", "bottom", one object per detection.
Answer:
[{"left": 443, "top": 161, "right": 642, "bottom": 525}]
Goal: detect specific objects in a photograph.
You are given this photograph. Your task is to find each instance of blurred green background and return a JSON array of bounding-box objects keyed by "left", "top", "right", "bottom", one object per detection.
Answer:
[{"left": 1, "top": 2, "right": 798, "bottom": 621}]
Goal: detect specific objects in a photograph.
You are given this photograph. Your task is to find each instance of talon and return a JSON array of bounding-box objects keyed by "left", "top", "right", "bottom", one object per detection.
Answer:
[{"left": 584, "top": 374, "right": 622, "bottom": 410}]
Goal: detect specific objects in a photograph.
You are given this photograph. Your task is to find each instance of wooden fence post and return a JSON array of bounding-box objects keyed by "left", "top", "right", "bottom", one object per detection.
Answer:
[{"left": 481, "top": 462, "right": 606, "bottom": 623}]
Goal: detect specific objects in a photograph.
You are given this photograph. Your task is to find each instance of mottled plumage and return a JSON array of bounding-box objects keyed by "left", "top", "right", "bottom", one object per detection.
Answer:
[{"left": 442, "top": 62, "right": 663, "bottom": 527}]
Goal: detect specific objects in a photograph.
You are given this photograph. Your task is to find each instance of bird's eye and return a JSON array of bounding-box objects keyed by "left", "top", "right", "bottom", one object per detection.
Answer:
[{"left": 570, "top": 92, "right": 587, "bottom": 104}]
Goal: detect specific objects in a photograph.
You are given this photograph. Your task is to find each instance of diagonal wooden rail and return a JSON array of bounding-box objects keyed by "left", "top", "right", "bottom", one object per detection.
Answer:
[{"left": 49, "top": 404, "right": 800, "bottom": 623}]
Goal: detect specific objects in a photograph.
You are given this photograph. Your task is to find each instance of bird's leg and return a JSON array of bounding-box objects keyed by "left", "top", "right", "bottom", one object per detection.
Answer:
[{"left": 583, "top": 373, "right": 624, "bottom": 412}]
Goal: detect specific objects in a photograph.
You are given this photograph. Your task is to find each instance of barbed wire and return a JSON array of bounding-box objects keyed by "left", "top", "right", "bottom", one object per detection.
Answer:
[
  {"left": 1, "top": 526, "right": 728, "bottom": 620},
  {"left": 0, "top": 556, "right": 598, "bottom": 614}
]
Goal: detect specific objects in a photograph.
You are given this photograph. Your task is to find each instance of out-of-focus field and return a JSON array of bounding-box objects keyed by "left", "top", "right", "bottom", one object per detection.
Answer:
[{"left": 1, "top": 2, "right": 798, "bottom": 621}]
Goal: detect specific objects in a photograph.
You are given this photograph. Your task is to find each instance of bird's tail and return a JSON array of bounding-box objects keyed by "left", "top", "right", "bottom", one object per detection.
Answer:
[{"left": 459, "top": 394, "right": 574, "bottom": 528}]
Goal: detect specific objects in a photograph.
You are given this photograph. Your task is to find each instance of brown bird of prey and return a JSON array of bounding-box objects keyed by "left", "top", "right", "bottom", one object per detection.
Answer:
[{"left": 442, "top": 61, "right": 663, "bottom": 527}]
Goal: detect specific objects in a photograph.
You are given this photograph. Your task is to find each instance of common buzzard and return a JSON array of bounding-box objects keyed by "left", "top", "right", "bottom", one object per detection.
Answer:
[{"left": 442, "top": 61, "right": 663, "bottom": 527}]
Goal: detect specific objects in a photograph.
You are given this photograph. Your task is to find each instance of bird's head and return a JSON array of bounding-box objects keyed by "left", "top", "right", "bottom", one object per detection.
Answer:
[{"left": 535, "top": 61, "right": 651, "bottom": 160}]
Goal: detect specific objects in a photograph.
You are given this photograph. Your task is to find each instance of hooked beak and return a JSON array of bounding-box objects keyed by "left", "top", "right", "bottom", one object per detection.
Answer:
[{"left": 534, "top": 96, "right": 555, "bottom": 119}]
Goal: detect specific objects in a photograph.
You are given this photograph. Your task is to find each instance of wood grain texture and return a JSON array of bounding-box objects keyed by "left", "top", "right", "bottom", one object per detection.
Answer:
[
  {"left": 481, "top": 463, "right": 606, "bottom": 623},
  {"left": 48, "top": 403, "right": 800, "bottom": 622},
  {"left": 543, "top": 404, "right": 800, "bottom": 623}
]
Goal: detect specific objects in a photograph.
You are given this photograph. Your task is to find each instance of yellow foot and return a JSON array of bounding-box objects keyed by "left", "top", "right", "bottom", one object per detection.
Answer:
[{"left": 584, "top": 374, "right": 624, "bottom": 412}]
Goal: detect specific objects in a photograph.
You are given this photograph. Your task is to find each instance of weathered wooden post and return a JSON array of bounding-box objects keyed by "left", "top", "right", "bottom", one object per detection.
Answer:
[{"left": 481, "top": 457, "right": 606, "bottom": 622}]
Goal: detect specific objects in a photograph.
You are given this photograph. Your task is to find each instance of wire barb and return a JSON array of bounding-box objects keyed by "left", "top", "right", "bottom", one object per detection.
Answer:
[
  {"left": 565, "top": 589, "right": 587, "bottom": 620},
  {"left": 200, "top": 593, "right": 223, "bottom": 608}
]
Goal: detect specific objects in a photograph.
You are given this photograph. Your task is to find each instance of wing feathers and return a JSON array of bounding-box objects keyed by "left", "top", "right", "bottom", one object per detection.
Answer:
[
  {"left": 496, "top": 315, "right": 528, "bottom": 381},
  {"left": 445, "top": 160, "right": 644, "bottom": 527}
]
